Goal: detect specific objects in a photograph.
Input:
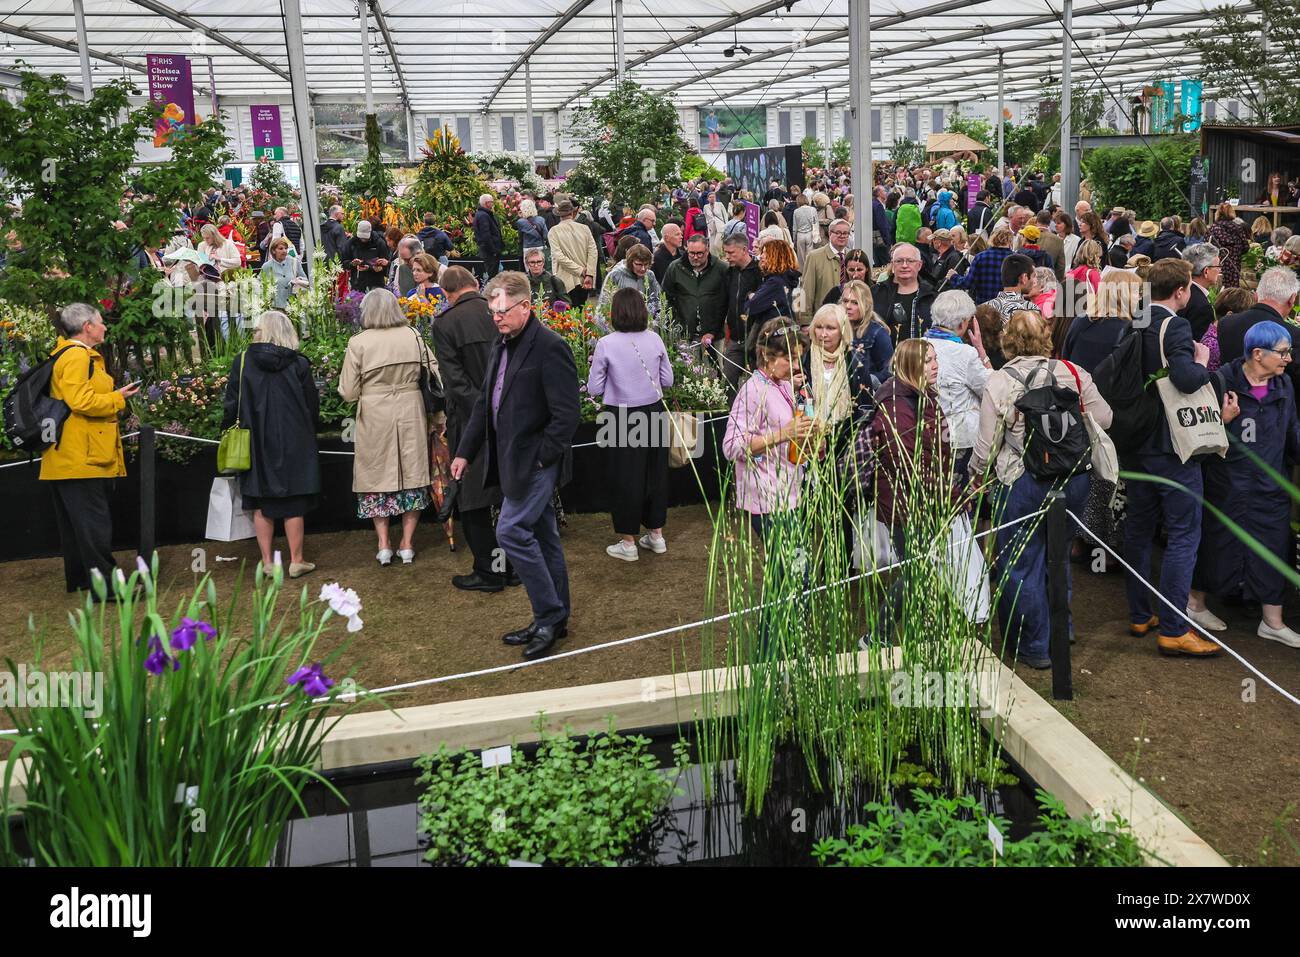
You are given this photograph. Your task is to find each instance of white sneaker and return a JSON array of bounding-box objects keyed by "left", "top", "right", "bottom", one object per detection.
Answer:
[
  {"left": 398, "top": 548, "right": 415, "bottom": 564},
  {"left": 638, "top": 533, "right": 667, "bottom": 554},
  {"left": 606, "top": 540, "right": 639, "bottom": 562},
  {"left": 376, "top": 549, "right": 393, "bottom": 566},
  {"left": 1186, "top": 605, "right": 1227, "bottom": 632},
  {"left": 1258, "top": 621, "right": 1300, "bottom": 649}
]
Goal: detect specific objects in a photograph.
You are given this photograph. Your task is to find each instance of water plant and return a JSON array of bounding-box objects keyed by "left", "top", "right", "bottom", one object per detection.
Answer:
[{"left": 0, "top": 559, "right": 364, "bottom": 866}]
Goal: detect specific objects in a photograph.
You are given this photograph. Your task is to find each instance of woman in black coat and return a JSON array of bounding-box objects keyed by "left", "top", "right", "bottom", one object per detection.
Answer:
[
  {"left": 222, "top": 309, "right": 322, "bottom": 578},
  {"left": 1190, "top": 321, "right": 1300, "bottom": 647},
  {"left": 742, "top": 239, "right": 801, "bottom": 365}
]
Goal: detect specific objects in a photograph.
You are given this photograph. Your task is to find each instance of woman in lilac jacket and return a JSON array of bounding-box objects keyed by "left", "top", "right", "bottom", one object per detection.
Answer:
[{"left": 587, "top": 288, "right": 674, "bottom": 562}]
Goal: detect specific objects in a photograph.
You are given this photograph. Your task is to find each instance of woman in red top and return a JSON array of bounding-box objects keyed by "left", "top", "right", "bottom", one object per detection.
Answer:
[{"left": 217, "top": 215, "right": 247, "bottom": 267}]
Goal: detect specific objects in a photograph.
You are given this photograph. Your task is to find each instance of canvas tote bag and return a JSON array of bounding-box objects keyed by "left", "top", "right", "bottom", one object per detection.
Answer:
[{"left": 1155, "top": 317, "right": 1228, "bottom": 463}]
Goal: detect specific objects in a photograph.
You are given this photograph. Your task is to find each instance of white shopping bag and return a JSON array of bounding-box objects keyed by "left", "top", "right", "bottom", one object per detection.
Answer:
[
  {"left": 852, "top": 505, "right": 899, "bottom": 572},
  {"left": 206, "top": 476, "right": 256, "bottom": 542},
  {"left": 942, "top": 512, "right": 991, "bottom": 624}
]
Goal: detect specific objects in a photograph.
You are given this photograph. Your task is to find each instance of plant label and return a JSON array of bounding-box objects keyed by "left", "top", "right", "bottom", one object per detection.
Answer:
[
  {"left": 507, "top": 859, "right": 541, "bottom": 867},
  {"left": 987, "top": 819, "right": 1004, "bottom": 854},
  {"left": 481, "top": 745, "right": 512, "bottom": 769}
]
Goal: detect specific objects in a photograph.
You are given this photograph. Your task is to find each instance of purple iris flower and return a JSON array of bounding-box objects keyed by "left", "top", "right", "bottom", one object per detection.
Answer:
[
  {"left": 287, "top": 662, "right": 335, "bottom": 697},
  {"left": 144, "top": 635, "right": 179, "bottom": 675},
  {"left": 169, "top": 616, "right": 217, "bottom": 652}
]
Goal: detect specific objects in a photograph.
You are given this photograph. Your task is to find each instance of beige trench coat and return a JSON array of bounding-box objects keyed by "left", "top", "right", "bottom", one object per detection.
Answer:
[{"left": 338, "top": 326, "right": 439, "bottom": 493}]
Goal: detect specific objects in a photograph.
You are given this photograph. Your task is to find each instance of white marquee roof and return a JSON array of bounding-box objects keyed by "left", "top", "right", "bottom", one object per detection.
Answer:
[{"left": 0, "top": 0, "right": 1258, "bottom": 112}]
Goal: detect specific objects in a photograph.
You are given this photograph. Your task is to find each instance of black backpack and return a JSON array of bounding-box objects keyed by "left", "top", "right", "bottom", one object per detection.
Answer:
[
  {"left": 2, "top": 345, "right": 88, "bottom": 454},
  {"left": 1006, "top": 360, "right": 1092, "bottom": 481},
  {"left": 1091, "top": 323, "right": 1160, "bottom": 455},
  {"left": 691, "top": 210, "right": 707, "bottom": 234}
]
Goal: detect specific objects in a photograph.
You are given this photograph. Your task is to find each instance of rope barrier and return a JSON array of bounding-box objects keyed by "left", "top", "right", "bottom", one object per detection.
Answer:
[
  {"left": 1066, "top": 509, "right": 1300, "bottom": 709},
  {"left": 0, "top": 432, "right": 141, "bottom": 470}
]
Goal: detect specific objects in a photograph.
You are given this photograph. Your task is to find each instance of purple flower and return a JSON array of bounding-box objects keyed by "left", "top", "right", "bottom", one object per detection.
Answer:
[
  {"left": 144, "top": 635, "right": 179, "bottom": 675},
  {"left": 147, "top": 384, "right": 164, "bottom": 402},
  {"left": 170, "top": 616, "right": 217, "bottom": 652},
  {"left": 287, "top": 662, "right": 335, "bottom": 697}
]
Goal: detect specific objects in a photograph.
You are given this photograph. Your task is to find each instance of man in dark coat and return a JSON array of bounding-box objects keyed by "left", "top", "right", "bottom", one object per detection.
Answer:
[
  {"left": 1216, "top": 264, "right": 1300, "bottom": 403},
  {"left": 343, "top": 220, "right": 390, "bottom": 291},
  {"left": 716, "top": 233, "right": 763, "bottom": 389},
  {"left": 320, "top": 205, "right": 348, "bottom": 262},
  {"left": 432, "top": 267, "right": 514, "bottom": 593},
  {"left": 661, "top": 233, "right": 726, "bottom": 340},
  {"left": 873, "top": 243, "right": 936, "bottom": 341},
  {"left": 1151, "top": 216, "right": 1186, "bottom": 261},
  {"left": 452, "top": 271, "right": 580, "bottom": 660},
  {"left": 967, "top": 191, "right": 995, "bottom": 236},
  {"left": 523, "top": 247, "right": 566, "bottom": 306},
  {"left": 473, "top": 194, "right": 503, "bottom": 278},
  {"left": 621, "top": 208, "right": 656, "bottom": 252},
  {"left": 417, "top": 213, "right": 453, "bottom": 262},
  {"left": 1178, "top": 241, "right": 1221, "bottom": 341}
]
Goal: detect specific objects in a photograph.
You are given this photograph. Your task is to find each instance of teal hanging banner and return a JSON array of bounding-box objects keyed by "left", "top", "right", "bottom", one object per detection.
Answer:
[
  {"left": 1152, "top": 81, "right": 1177, "bottom": 133},
  {"left": 1180, "top": 79, "right": 1203, "bottom": 131}
]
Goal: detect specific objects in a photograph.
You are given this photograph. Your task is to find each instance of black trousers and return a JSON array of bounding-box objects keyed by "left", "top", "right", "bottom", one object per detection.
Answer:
[
  {"left": 482, "top": 253, "right": 500, "bottom": 280},
  {"left": 460, "top": 506, "right": 512, "bottom": 583},
  {"left": 605, "top": 403, "right": 670, "bottom": 536},
  {"left": 565, "top": 285, "right": 591, "bottom": 308},
  {"left": 49, "top": 478, "right": 119, "bottom": 593}
]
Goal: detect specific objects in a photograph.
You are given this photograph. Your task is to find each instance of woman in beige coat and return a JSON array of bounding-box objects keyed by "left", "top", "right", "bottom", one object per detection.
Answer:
[{"left": 339, "top": 289, "right": 440, "bottom": 565}]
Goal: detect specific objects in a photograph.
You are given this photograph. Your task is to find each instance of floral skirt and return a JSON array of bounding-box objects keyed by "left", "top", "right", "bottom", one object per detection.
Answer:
[{"left": 356, "top": 487, "right": 431, "bottom": 519}]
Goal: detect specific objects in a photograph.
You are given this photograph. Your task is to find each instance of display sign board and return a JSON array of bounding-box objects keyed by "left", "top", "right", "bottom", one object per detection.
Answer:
[
  {"left": 146, "top": 54, "right": 196, "bottom": 148},
  {"left": 250, "top": 105, "right": 285, "bottom": 161}
]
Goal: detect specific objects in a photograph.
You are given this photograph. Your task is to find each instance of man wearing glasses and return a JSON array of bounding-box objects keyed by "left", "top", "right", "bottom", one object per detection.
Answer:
[
  {"left": 452, "top": 272, "right": 580, "bottom": 660},
  {"left": 1177, "top": 243, "right": 1221, "bottom": 341},
  {"left": 873, "top": 243, "right": 937, "bottom": 342},
  {"left": 799, "top": 220, "right": 854, "bottom": 325}
]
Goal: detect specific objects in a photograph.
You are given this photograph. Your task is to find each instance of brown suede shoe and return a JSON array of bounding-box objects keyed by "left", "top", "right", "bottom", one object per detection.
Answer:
[
  {"left": 1129, "top": 615, "right": 1159, "bottom": 637},
  {"left": 1157, "top": 631, "right": 1221, "bottom": 657}
]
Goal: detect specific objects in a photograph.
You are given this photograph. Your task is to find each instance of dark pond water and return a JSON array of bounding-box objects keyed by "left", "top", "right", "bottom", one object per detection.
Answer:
[{"left": 275, "top": 726, "right": 1046, "bottom": 867}]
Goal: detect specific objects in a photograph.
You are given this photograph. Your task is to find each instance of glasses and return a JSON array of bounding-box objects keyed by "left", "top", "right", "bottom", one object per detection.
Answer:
[
  {"left": 490, "top": 300, "right": 528, "bottom": 317},
  {"left": 891, "top": 258, "right": 921, "bottom": 266},
  {"left": 1263, "top": 347, "right": 1293, "bottom": 358}
]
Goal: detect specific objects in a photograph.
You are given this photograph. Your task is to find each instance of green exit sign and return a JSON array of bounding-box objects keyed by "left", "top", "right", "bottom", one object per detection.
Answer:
[{"left": 258, "top": 146, "right": 284, "bottom": 161}]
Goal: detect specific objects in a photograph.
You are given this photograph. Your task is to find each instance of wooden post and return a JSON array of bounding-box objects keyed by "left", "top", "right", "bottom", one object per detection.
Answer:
[
  {"left": 1046, "top": 489, "right": 1072, "bottom": 700},
  {"left": 138, "top": 424, "right": 156, "bottom": 564}
]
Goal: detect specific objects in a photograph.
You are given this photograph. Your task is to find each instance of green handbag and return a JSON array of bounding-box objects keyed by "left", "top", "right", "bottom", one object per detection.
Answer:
[{"left": 217, "top": 352, "right": 251, "bottom": 474}]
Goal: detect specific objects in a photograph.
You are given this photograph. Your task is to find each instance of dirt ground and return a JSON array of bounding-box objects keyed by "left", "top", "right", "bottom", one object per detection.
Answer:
[{"left": 1, "top": 503, "right": 1297, "bottom": 866}]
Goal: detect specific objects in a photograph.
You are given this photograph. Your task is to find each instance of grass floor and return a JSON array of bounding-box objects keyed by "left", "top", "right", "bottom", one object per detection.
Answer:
[{"left": 1, "top": 503, "right": 1298, "bottom": 866}]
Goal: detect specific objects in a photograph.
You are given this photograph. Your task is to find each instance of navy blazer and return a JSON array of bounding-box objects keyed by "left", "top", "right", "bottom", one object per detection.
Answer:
[
  {"left": 1139, "top": 307, "right": 1211, "bottom": 458},
  {"left": 456, "top": 314, "right": 580, "bottom": 500}
]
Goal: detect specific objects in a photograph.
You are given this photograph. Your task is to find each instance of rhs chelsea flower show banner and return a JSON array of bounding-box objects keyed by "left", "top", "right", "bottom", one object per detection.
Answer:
[
  {"left": 147, "top": 54, "right": 196, "bottom": 149},
  {"left": 250, "top": 105, "right": 285, "bottom": 161}
]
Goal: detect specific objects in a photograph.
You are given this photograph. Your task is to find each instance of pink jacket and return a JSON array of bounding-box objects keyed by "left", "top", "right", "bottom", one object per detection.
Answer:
[{"left": 722, "top": 372, "right": 802, "bottom": 514}]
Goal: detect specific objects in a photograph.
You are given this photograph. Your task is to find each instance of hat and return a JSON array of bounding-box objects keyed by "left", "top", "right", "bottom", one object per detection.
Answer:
[
  {"left": 931, "top": 228, "right": 953, "bottom": 243},
  {"left": 1138, "top": 220, "right": 1157, "bottom": 238},
  {"left": 555, "top": 198, "right": 576, "bottom": 216},
  {"left": 1021, "top": 224, "right": 1041, "bottom": 242},
  {"left": 355, "top": 220, "right": 372, "bottom": 239}
]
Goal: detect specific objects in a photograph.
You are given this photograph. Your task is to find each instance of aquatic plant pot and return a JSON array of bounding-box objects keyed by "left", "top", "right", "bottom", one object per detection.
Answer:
[{"left": 304, "top": 648, "right": 1227, "bottom": 868}]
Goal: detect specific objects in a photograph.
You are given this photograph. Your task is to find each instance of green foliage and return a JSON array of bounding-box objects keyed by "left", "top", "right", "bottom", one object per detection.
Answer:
[
  {"left": 0, "top": 300, "right": 58, "bottom": 453},
  {"left": 408, "top": 125, "right": 491, "bottom": 247},
  {"left": 830, "top": 137, "right": 852, "bottom": 167},
  {"left": 415, "top": 721, "right": 687, "bottom": 866},
  {"left": 945, "top": 115, "right": 994, "bottom": 148},
  {"left": 1191, "top": 0, "right": 1300, "bottom": 125},
  {"left": 350, "top": 113, "right": 396, "bottom": 201},
  {"left": 248, "top": 158, "right": 294, "bottom": 208},
  {"left": 1082, "top": 136, "right": 1198, "bottom": 217},
  {"left": 0, "top": 560, "right": 362, "bottom": 866},
  {"left": 889, "top": 137, "right": 927, "bottom": 169},
  {"left": 567, "top": 81, "right": 693, "bottom": 209},
  {"left": 811, "top": 789, "right": 1147, "bottom": 867},
  {"left": 680, "top": 154, "right": 725, "bottom": 183},
  {"left": 0, "top": 68, "right": 232, "bottom": 315},
  {"left": 560, "top": 158, "right": 605, "bottom": 202},
  {"left": 1001, "top": 121, "right": 1044, "bottom": 170},
  {"left": 800, "top": 136, "right": 826, "bottom": 170}
]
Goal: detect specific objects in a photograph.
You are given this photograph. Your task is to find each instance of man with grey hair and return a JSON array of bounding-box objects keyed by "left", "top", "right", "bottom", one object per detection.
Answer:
[
  {"left": 522, "top": 246, "right": 565, "bottom": 306},
  {"left": 41, "top": 303, "right": 138, "bottom": 598},
  {"left": 451, "top": 271, "right": 579, "bottom": 660},
  {"left": 924, "top": 290, "right": 991, "bottom": 479},
  {"left": 473, "top": 193, "right": 503, "bottom": 278},
  {"left": 1178, "top": 242, "right": 1221, "bottom": 339},
  {"left": 1219, "top": 266, "right": 1300, "bottom": 374},
  {"left": 391, "top": 235, "right": 423, "bottom": 295},
  {"left": 1267, "top": 226, "right": 1292, "bottom": 260},
  {"left": 1152, "top": 216, "right": 1186, "bottom": 262},
  {"left": 321, "top": 204, "right": 347, "bottom": 262}
]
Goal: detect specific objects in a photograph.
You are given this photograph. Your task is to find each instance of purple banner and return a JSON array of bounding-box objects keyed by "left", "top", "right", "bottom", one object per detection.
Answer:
[
  {"left": 250, "top": 105, "right": 285, "bottom": 161},
  {"left": 967, "top": 173, "right": 982, "bottom": 212},
  {"left": 743, "top": 201, "right": 761, "bottom": 250},
  {"left": 147, "top": 54, "right": 196, "bottom": 149}
]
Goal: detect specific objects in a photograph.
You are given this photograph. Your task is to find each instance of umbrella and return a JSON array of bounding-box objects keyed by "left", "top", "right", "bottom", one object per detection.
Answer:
[
  {"left": 162, "top": 247, "right": 212, "bottom": 266},
  {"left": 429, "top": 427, "right": 456, "bottom": 551}
]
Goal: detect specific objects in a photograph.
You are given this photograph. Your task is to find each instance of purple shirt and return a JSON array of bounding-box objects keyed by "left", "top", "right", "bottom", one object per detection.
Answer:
[
  {"left": 491, "top": 346, "right": 508, "bottom": 427},
  {"left": 586, "top": 331, "right": 673, "bottom": 408}
]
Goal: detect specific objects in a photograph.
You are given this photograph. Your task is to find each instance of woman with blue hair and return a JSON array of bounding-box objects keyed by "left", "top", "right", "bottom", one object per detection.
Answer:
[{"left": 1190, "top": 319, "right": 1300, "bottom": 648}]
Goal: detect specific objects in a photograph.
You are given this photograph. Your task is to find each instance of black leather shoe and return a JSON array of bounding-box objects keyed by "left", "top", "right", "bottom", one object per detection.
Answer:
[
  {"left": 453, "top": 572, "right": 505, "bottom": 593},
  {"left": 523, "top": 624, "right": 563, "bottom": 660},
  {"left": 502, "top": 622, "right": 539, "bottom": 645},
  {"left": 506, "top": 571, "right": 522, "bottom": 587}
]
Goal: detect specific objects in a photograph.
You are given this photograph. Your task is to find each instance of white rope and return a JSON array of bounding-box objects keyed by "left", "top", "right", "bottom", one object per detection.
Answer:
[
  {"left": 1066, "top": 508, "right": 1300, "bottom": 709},
  {"left": 0, "top": 432, "right": 141, "bottom": 470},
  {"left": 0, "top": 505, "right": 1048, "bottom": 735}
]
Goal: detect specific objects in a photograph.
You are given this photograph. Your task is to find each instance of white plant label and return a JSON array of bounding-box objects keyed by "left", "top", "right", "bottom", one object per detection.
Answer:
[
  {"left": 481, "top": 745, "right": 512, "bottom": 769},
  {"left": 987, "top": 819, "right": 1004, "bottom": 854}
]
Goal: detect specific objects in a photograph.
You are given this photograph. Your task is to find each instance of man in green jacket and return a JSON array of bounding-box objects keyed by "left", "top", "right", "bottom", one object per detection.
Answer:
[{"left": 661, "top": 233, "right": 726, "bottom": 340}]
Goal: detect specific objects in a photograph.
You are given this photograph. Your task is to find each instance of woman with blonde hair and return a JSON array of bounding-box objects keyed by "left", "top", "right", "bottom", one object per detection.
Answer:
[
  {"left": 199, "top": 222, "right": 242, "bottom": 273},
  {"left": 260, "top": 236, "right": 306, "bottom": 308},
  {"left": 221, "top": 309, "right": 321, "bottom": 578},
  {"left": 840, "top": 278, "right": 894, "bottom": 404},
  {"left": 516, "top": 197, "right": 549, "bottom": 263},
  {"left": 971, "top": 310, "right": 1112, "bottom": 668},
  {"left": 1068, "top": 238, "right": 1103, "bottom": 294},
  {"left": 802, "top": 304, "right": 855, "bottom": 431},
  {"left": 338, "top": 289, "right": 441, "bottom": 566}
]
